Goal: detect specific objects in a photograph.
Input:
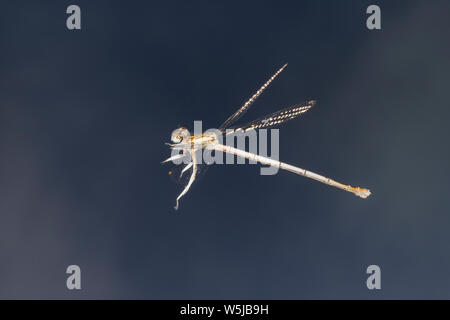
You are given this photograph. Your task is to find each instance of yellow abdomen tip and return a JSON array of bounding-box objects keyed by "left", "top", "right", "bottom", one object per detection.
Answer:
[{"left": 352, "top": 187, "right": 371, "bottom": 199}]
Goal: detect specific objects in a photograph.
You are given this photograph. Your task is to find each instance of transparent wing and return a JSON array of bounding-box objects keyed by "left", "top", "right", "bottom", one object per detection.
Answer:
[
  {"left": 227, "top": 100, "right": 315, "bottom": 133},
  {"left": 218, "top": 63, "right": 288, "bottom": 131}
]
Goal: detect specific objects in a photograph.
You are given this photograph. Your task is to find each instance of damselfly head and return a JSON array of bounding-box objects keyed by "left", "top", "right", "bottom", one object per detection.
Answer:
[{"left": 171, "top": 126, "right": 190, "bottom": 144}]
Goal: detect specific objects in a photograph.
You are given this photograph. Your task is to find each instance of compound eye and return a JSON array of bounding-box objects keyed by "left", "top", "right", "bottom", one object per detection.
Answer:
[
  {"left": 171, "top": 135, "right": 182, "bottom": 143},
  {"left": 171, "top": 127, "right": 190, "bottom": 143}
]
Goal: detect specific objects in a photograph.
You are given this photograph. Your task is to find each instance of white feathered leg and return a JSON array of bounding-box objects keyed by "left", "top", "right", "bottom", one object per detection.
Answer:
[
  {"left": 174, "top": 151, "right": 198, "bottom": 210},
  {"left": 161, "top": 153, "right": 185, "bottom": 164},
  {"left": 180, "top": 162, "right": 193, "bottom": 178}
]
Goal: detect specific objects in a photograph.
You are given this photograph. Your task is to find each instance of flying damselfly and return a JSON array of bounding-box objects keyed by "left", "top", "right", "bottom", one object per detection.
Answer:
[{"left": 163, "top": 63, "right": 371, "bottom": 210}]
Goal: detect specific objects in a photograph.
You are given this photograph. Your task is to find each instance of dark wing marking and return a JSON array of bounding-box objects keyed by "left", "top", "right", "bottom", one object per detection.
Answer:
[
  {"left": 226, "top": 100, "right": 315, "bottom": 133},
  {"left": 218, "top": 64, "right": 288, "bottom": 131}
]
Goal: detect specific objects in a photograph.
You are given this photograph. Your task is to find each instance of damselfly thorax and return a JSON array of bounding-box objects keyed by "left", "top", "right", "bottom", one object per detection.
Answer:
[
  {"left": 170, "top": 128, "right": 219, "bottom": 150},
  {"left": 190, "top": 132, "right": 219, "bottom": 148},
  {"left": 163, "top": 64, "right": 371, "bottom": 210}
]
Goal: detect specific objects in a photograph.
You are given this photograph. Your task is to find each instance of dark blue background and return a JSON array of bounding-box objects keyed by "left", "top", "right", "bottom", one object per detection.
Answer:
[{"left": 1, "top": 0, "right": 450, "bottom": 299}]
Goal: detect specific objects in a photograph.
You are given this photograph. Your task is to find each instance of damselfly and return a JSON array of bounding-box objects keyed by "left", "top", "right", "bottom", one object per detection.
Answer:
[{"left": 163, "top": 64, "right": 371, "bottom": 209}]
